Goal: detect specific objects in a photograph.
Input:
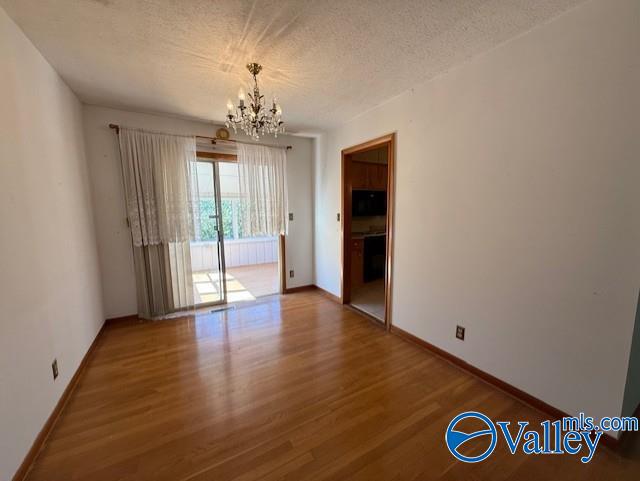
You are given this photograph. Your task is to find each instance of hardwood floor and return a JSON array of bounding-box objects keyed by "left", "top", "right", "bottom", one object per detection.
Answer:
[
  {"left": 24, "top": 291, "right": 640, "bottom": 480},
  {"left": 227, "top": 263, "right": 279, "bottom": 300},
  {"left": 351, "top": 279, "right": 385, "bottom": 321}
]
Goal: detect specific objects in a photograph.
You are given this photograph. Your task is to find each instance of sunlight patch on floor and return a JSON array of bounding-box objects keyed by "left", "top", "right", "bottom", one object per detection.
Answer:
[{"left": 192, "top": 263, "right": 278, "bottom": 305}]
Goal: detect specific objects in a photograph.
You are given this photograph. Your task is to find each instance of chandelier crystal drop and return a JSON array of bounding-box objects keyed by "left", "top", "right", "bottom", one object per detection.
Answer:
[{"left": 225, "top": 63, "right": 284, "bottom": 140}]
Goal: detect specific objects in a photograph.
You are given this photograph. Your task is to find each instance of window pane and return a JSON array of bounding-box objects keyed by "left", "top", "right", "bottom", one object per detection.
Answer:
[
  {"left": 219, "top": 162, "right": 240, "bottom": 195},
  {"left": 221, "top": 199, "right": 234, "bottom": 240},
  {"left": 237, "top": 199, "right": 248, "bottom": 239},
  {"left": 198, "top": 199, "right": 217, "bottom": 241},
  {"left": 216, "top": 161, "right": 276, "bottom": 240}
]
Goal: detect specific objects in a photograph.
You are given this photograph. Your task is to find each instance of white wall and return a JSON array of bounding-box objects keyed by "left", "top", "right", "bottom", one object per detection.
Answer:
[
  {"left": 314, "top": 0, "right": 640, "bottom": 427},
  {"left": 0, "top": 8, "right": 104, "bottom": 480},
  {"left": 82, "top": 106, "right": 315, "bottom": 318}
]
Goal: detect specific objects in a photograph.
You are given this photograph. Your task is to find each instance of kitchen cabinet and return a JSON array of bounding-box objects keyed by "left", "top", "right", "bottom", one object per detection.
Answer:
[
  {"left": 351, "top": 161, "right": 387, "bottom": 190},
  {"left": 351, "top": 162, "right": 369, "bottom": 190},
  {"left": 369, "top": 163, "right": 387, "bottom": 190},
  {"left": 351, "top": 238, "right": 364, "bottom": 288}
]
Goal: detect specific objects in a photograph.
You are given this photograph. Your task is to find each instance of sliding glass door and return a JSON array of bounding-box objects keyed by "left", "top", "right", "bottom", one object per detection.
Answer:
[
  {"left": 218, "top": 162, "right": 280, "bottom": 302},
  {"left": 190, "top": 160, "right": 227, "bottom": 306}
]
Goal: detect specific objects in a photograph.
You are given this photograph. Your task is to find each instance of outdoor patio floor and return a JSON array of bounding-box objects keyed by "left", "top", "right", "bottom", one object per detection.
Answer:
[{"left": 192, "top": 262, "right": 278, "bottom": 304}]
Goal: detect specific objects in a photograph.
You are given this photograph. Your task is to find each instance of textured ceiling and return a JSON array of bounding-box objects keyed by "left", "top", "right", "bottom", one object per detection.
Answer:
[{"left": 1, "top": 0, "right": 584, "bottom": 132}]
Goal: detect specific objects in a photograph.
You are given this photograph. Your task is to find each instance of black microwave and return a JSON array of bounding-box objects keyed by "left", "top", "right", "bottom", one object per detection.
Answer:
[{"left": 352, "top": 190, "right": 387, "bottom": 217}]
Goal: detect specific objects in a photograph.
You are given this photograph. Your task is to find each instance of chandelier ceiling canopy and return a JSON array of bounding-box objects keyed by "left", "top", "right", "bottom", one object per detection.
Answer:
[{"left": 225, "top": 63, "right": 284, "bottom": 140}]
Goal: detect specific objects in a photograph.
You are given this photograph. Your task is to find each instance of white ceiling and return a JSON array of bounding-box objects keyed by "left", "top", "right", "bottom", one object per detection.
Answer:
[{"left": 1, "top": 0, "right": 584, "bottom": 132}]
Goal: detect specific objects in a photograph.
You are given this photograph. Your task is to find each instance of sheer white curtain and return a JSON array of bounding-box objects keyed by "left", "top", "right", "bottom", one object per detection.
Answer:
[
  {"left": 237, "top": 143, "right": 288, "bottom": 237},
  {"left": 118, "top": 128, "right": 198, "bottom": 318}
]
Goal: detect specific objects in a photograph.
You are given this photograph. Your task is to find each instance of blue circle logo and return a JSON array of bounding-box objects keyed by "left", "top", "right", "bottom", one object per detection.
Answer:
[{"left": 445, "top": 411, "right": 497, "bottom": 463}]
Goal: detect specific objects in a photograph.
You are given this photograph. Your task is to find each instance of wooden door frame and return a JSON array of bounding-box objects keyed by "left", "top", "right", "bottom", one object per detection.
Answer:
[
  {"left": 341, "top": 133, "right": 396, "bottom": 330},
  {"left": 279, "top": 234, "right": 286, "bottom": 294}
]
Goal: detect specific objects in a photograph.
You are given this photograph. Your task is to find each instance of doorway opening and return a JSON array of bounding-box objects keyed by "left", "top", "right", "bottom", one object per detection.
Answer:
[
  {"left": 341, "top": 134, "right": 395, "bottom": 328},
  {"left": 190, "top": 158, "right": 281, "bottom": 307}
]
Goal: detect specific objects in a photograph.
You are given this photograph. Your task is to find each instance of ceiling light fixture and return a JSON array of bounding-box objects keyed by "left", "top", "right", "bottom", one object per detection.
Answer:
[{"left": 225, "top": 63, "right": 284, "bottom": 140}]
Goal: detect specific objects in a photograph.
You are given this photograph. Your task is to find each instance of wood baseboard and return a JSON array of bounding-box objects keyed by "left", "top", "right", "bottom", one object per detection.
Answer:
[
  {"left": 283, "top": 284, "right": 317, "bottom": 294},
  {"left": 105, "top": 314, "right": 138, "bottom": 325},
  {"left": 12, "top": 321, "right": 107, "bottom": 481},
  {"left": 313, "top": 285, "right": 342, "bottom": 304},
  {"left": 282, "top": 284, "right": 343, "bottom": 304},
  {"left": 389, "top": 324, "right": 619, "bottom": 450}
]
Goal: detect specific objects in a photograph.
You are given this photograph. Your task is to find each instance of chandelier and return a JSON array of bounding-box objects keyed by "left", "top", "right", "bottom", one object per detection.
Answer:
[{"left": 225, "top": 63, "right": 284, "bottom": 140}]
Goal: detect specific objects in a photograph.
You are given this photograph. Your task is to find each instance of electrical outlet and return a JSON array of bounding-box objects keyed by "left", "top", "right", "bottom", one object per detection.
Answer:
[
  {"left": 456, "top": 325, "right": 465, "bottom": 341},
  {"left": 289, "top": 270, "right": 294, "bottom": 278},
  {"left": 52, "top": 359, "right": 59, "bottom": 380},
  {"left": 288, "top": 212, "right": 294, "bottom": 221},
  {"left": 336, "top": 213, "right": 340, "bottom": 222}
]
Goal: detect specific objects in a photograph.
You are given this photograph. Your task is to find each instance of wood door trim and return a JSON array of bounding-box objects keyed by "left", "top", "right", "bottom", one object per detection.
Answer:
[
  {"left": 340, "top": 133, "right": 396, "bottom": 330},
  {"left": 196, "top": 151, "right": 237, "bottom": 162},
  {"left": 342, "top": 133, "right": 395, "bottom": 156},
  {"left": 279, "top": 234, "right": 286, "bottom": 294},
  {"left": 383, "top": 135, "right": 396, "bottom": 330}
]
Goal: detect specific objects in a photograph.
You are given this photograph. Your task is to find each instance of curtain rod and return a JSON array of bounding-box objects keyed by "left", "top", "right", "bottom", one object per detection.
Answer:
[{"left": 108, "top": 124, "right": 292, "bottom": 150}]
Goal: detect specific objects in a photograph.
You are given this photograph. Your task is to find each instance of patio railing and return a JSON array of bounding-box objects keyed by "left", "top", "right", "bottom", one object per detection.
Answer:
[{"left": 190, "top": 237, "right": 278, "bottom": 270}]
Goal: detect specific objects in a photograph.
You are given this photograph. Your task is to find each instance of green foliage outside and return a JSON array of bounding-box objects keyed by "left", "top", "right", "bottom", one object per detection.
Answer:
[
  {"left": 220, "top": 200, "right": 234, "bottom": 240},
  {"left": 198, "top": 199, "right": 218, "bottom": 241},
  {"left": 198, "top": 198, "right": 247, "bottom": 241}
]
